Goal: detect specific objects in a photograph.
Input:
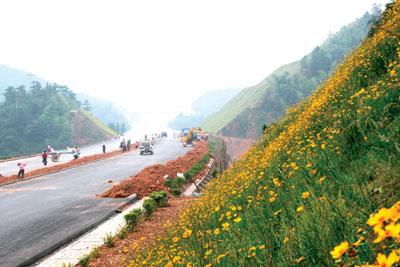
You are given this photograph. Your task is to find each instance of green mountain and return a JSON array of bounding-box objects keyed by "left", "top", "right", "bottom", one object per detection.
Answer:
[
  {"left": 168, "top": 88, "right": 240, "bottom": 130},
  {"left": 202, "top": 11, "right": 378, "bottom": 138},
  {"left": 0, "top": 83, "right": 116, "bottom": 158}
]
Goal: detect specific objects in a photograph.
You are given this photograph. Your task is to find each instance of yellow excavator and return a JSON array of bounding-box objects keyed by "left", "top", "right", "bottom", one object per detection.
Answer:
[{"left": 180, "top": 127, "right": 201, "bottom": 147}]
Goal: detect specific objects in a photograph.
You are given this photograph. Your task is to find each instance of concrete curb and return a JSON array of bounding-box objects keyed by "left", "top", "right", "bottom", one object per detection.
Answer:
[
  {"left": 36, "top": 194, "right": 140, "bottom": 267},
  {"left": 19, "top": 195, "right": 137, "bottom": 267}
]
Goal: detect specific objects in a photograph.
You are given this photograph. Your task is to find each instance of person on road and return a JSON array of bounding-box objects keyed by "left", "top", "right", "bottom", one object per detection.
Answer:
[
  {"left": 127, "top": 139, "right": 131, "bottom": 151},
  {"left": 102, "top": 144, "right": 106, "bottom": 154},
  {"left": 17, "top": 163, "right": 26, "bottom": 178},
  {"left": 73, "top": 147, "right": 80, "bottom": 160},
  {"left": 42, "top": 150, "right": 48, "bottom": 166},
  {"left": 47, "top": 145, "right": 54, "bottom": 153}
]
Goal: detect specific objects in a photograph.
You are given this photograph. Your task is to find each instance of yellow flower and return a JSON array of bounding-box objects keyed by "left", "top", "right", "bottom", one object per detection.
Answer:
[
  {"left": 273, "top": 178, "right": 282, "bottom": 187},
  {"left": 373, "top": 223, "right": 400, "bottom": 243},
  {"left": 283, "top": 236, "right": 289, "bottom": 244},
  {"left": 367, "top": 208, "right": 393, "bottom": 227},
  {"left": 296, "top": 206, "right": 304, "bottom": 213},
  {"left": 353, "top": 236, "right": 365, "bottom": 247},
  {"left": 214, "top": 228, "right": 220, "bottom": 235},
  {"left": 222, "top": 222, "right": 230, "bottom": 230},
  {"left": 172, "top": 236, "right": 180, "bottom": 243},
  {"left": 234, "top": 217, "right": 242, "bottom": 223},
  {"left": 319, "top": 176, "right": 327, "bottom": 183},
  {"left": 321, "top": 143, "right": 326, "bottom": 150},
  {"left": 330, "top": 241, "right": 349, "bottom": 259},
  {"left": 269, "top": 196, "right": 277, "bottom": 203},
  {"left": 172, "top": 255, "right": 181, "bottom": 264},
  {"left": 374, "top": 251, "right": 400, "bottom": 267},
  {"left": 182, "top": 229, "right": 192, "bottom": 238},
  {"left": 295, "top": 256, "right": 305, "bottom": 264},
  {"left": 301, "top": 192, "right": 310, "bottom": 199}
]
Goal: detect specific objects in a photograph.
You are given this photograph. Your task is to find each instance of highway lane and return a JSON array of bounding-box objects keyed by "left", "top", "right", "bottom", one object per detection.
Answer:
[
  {"left": 0, "top": 138, "right": 190, "bottom": 267},
  {"left": 0, "top": 139, "right": 122, "bottom": 177}
]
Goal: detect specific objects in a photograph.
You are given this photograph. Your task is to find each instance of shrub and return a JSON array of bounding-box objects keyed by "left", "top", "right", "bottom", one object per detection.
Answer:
[
  {"left": 103, "top": 233, "right": 114, "bottom": 248},
  {"left": 183, "top": 172, "right": 192, "bottom": 180},
  {"left": 172, "top": 188, "right": 182, "bottom": 196},
  {"left": 165, "top": 177, "right": 186, "bottom": 189},
  {"left": 117, "top": 225, "right": 128, "bottom": 239},
  {"left": 150, "top": 191, "right": 168, "bottom": 207},
  {"left": 124, "top": 208, "right": 142, "bottom": 230},
  {"left": 143, "top": 198, "right": 157, "bottom": 217},
  {"left": 78, "top": 254, "right": 90, "bottom": 267}
]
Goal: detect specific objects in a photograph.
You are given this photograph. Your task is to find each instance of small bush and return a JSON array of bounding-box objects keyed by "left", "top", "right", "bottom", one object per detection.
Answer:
[
  {"left": 183, "top": 172, "right": 192, "bottom": 180},
  {"left": 89, "top": 247, "right": 100, "bottom": 258},
  {"left": 143, "top": 198, "right": 157, "bottom": 217},
  {"left": 165, "top": 177, "right": 185, "bottom": 189},
  {"left": 78, "top": 254, "right": 90, "bottom": 267},
  {"left": 150, "top": 191, "right": 168, "bottom": 207},
  {"left": 103, "top": 233, "right": 115, "bottom": 248},
  {"left": 117, "top": 225, "right": 129, "bottom": 239},
  {"left": 124, "top": 208, "right": 142, "bottom": 230},
  {"left": 172, "top": 188, "right": 182, "bottom": 196}
]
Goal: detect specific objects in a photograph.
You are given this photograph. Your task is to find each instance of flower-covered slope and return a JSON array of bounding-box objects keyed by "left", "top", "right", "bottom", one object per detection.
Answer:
[{"left": 129, "top": 2, "right": 400, "bottom": 266}]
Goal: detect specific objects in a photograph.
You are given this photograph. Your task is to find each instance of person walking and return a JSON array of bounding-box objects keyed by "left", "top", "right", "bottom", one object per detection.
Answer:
[
  {"left": 17, "top": 163, "right": 26, "bottom": 178},
  {"left": 42, "top": 150, "right": 48, "bottom": 166},
  {"left": 102, "top": 144, "right": 106, "bottom": 154}
]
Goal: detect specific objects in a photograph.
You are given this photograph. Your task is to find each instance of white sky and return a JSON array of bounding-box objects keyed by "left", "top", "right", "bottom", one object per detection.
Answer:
[{"left": 0, "top": 0, "right": 389, "bottom": 115}]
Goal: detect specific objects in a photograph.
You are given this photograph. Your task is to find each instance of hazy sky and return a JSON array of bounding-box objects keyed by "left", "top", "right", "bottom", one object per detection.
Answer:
[{"left": 0, "top": 0, "right": 389, "bottom": 114}]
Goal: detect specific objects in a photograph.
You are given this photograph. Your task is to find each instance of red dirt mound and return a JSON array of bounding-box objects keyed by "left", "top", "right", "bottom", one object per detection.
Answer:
[{"left": 100, "top": 141, "right": 208, "bottom": 199}]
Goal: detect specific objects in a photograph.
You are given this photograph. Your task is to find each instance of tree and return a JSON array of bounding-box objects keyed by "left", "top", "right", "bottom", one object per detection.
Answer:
[{"left": 82, "top": 99, "right": 92, "bottom": 112}]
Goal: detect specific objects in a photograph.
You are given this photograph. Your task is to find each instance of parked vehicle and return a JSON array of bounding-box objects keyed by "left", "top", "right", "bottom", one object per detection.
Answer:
[{"left": 139, "top": 141, "right": 154, "bottom": 155}]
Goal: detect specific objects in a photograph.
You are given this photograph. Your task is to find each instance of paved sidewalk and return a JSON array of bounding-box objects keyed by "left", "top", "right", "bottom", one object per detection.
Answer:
[{"left": 37, "top": 196, "right": 143, "bottom": 267}]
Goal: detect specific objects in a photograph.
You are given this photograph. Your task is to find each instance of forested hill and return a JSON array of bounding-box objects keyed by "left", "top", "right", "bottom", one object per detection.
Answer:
[
  {"left": 0, "top": 83, "right": 116, "bottom": 158},
  {"left": 202, "top": 11, "right": 378, "bottom": 139}
]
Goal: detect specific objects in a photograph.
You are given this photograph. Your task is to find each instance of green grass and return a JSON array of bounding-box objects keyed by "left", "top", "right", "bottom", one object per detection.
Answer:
[{"left": 80, "top": 109, "right": 118, "bottom": 136}]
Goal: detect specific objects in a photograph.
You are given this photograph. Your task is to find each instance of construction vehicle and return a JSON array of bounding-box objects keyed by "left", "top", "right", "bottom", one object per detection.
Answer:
[{"left": 180, "top": 127, "right": 201, "bottom": 147}]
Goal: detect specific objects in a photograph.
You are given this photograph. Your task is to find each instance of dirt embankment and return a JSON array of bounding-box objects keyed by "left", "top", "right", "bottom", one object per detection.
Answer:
[
  {"left": 71, "top": 111, "right": 114, "bottom": 146},
  {"left": 84, "top": 197, "right": 193, "bottom": 267},
  {"left": 223, "top": 136, "right": 255, "bottom": 160},
  {"left": 0, "top": 150, "right": 123, "bottom": 186},
  {"left": 100, "top": 141, "right": 208, "bottom": 199}
]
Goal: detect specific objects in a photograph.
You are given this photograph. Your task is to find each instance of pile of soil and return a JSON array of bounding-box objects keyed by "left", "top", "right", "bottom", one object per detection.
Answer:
[
  {"left": 101, "top": 141, "right": 208, "bottom": 199},
  {"left": 83, "top": 197, "right": 193, "bottom": 267},
  {"left": 0, "top": 150, "right": 123, "bottom": 186}
]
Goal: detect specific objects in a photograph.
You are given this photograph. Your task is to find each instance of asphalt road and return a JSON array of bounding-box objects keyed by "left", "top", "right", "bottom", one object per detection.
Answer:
[
  {"left": 0, "top": 139, "right": 122, "bottom": 177},
  {"left": 0, "top": 138, "right": 189, "bottom": 267}
]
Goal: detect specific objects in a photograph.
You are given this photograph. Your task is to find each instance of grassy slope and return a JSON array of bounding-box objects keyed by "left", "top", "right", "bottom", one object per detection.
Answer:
[
  {"left": 80, "top": 109, "right": 118, "bottom": 136},
  {"left": 132, "top": 3, "right": 400, "bottom": 266},
  {"left": 201, "top": 62, "right": 299, "bottom": 133},
  {"left": 71, "top": 109, "right": 117, "bottom": 146}
]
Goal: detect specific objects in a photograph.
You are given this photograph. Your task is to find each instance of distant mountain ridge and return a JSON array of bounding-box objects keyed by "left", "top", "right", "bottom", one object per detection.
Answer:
[
  {"left": 168, "top": 88, "right": 240, "bottom": 130},
  {"left": 202, "top": 11, "right": 378, "bottom": 139}
]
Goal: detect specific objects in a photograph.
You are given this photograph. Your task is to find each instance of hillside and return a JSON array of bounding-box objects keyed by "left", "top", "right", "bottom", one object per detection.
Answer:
[
  {"left": 131, "top": 2, "right": 400, "bottom": 266},
  {"left": 77, "top": 93, "right": 132, "bottom": 134},
  {"left": 168, "top": 88, "right": 240, "bottom": 130},
  {"left": 0, "top": 83, "right": 116, "bottom": 158},
  {"left": 202, "top": 11, "right": 377, "bottom": 139}
]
